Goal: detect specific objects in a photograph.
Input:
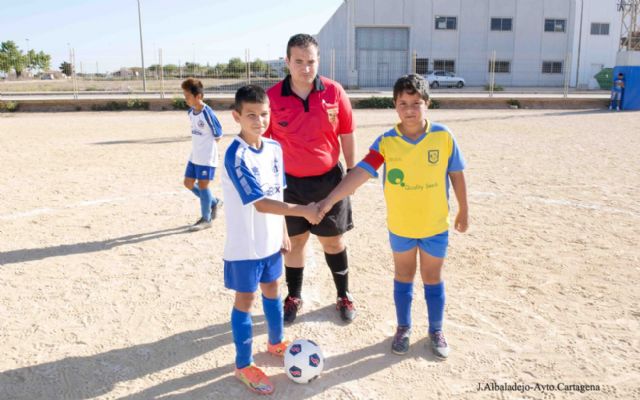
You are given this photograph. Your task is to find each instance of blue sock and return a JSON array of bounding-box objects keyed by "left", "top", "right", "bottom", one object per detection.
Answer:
[
  {"left": 394, "top": 280, "right": 413, "bottom": 327},
  {"left": 262, "top": 295, "right": 284, "bottom": 345},
  {"left": 200, "top": 187, "right": 213, "bottom": 221},
  {"left": 231, "top": 308, "right": 253, "bottom": 369},
  {"left": 424, "top": 282, "right": 445, "bottom": 334},
  {"left": 190, "top": 185, "right": 201, "bottom": 198}
]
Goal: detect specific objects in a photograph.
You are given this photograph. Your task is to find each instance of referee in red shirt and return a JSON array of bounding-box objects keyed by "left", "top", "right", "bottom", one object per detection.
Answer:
[{"left": 265, "top": 34, "right": 357, "bottom": 323}]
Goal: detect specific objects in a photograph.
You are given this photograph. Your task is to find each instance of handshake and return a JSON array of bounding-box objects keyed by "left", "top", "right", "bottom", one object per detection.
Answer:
[{"left": 300, "top": 199, "right": 334, "bottom": 225}]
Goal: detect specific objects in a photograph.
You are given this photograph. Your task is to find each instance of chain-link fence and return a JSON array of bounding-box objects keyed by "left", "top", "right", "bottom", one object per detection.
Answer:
[{"left": 0, "top": 47, "right": 609, "bottom": 98}]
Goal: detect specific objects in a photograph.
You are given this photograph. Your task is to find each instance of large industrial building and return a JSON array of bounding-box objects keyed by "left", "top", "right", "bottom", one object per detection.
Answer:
[{"left": 315, "top": 0, "right": 623, "bottom": 88}]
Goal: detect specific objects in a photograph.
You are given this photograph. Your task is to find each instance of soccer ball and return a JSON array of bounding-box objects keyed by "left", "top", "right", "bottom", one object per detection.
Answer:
[{"left": 284, "top": 339, "right": 324, "bottom": 384}]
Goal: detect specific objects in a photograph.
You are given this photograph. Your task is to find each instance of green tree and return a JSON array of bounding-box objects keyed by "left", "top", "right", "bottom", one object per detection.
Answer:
[
  {"left": 0, "top": 41, "right": 28, "bottom": 77},
  {"left": 184, "top": 62, "right": 202, "bottom": 76},
  {"left": 212, "top": 63, "right": 228, "bottom": 76},
  {"left": 163, "top": 64, "right": 178, "bottom": 76},
  {"left": 227, "top": 57, "right": 246, "bottom": 77},
  {"left": 28, "top": 50, "right": 51, "bottom": 72},
  {"left": 59, "top": 61, "right": 73, "bottom": 76},
  {"left": 250, "top": 58, "right": 268, "bottom": 76}
]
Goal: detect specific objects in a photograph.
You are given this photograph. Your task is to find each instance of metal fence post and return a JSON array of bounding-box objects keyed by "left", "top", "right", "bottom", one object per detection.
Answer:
[
  {"left": 563, "top": 52, "right": 572, "bottom": 98},
  {"left": 412, "top": 51, "right": 417, "bottom": 74},
  {"left": 71, "top": 48, "right": 78, "bottom": 100},
  {"left": 489, "top": 50, "right": 496, "bottom": 98},
  {"left": 331, "top": 48, "right": 336, "bottom": 81},
  {"left": 159, "top": 48, "right": 164, "bottom": 99}
]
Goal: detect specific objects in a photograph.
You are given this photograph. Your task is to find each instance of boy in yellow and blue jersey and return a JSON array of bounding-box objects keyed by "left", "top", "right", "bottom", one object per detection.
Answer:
[{"left": 318, "top": 74, "right": 469, "bottom": 358}]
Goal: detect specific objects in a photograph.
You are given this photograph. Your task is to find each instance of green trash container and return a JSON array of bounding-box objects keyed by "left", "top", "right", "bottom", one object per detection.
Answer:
[{"left": 594, "top": 68, "right": 613, "bottom": 90}]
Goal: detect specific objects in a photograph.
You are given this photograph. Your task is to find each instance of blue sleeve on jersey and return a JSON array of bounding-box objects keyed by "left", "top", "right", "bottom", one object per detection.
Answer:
[
  {"left": 357, "top": 135, "right": 385, "bottom": 177},
  {"left": 356, "top": 161, "right": 378, "bottom": 177},
  {"left": 370, "top": 135, "right": 383, "bottom": 153},
  {"left": 224, "top": 146, "right": 264, "bottom": 205},
  {"left": 203, "top": 107, "right": 223, "bottom": 138},
  {"left": 447, "top": 135, "right": 466, "bottom": 172}
]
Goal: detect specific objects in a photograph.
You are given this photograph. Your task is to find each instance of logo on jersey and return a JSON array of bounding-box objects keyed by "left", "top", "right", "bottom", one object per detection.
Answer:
[
  {"left": 326, "top": 107, "right": 338, "bottom": 124},
  {"left": 272, "top": 158, "right": 279, "bottom": 174},
  {"left": 387, "top": 169, "right": 405, "bottom": 187},
  {"left": 251, "top": 166, "right": 261, "bottom": 178},
  {"left": 262, "top": 184, "right": 281, "bottom": 197},
  {"left": 428, "top": 150, "right": 439, "bottom": 164},
  {"left": 197, "top": 120, "right": 206, "bottom": 129}
]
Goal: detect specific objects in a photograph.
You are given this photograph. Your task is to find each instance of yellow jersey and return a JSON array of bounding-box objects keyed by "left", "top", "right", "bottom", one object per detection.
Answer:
[{"left": 357, "top": 120, "right": 465, "bottom": 238}]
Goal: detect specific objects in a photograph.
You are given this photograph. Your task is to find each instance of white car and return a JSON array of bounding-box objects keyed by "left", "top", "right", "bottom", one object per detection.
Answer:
[{"left": 425, "top": 71, "right": 465, "bottom": 88}]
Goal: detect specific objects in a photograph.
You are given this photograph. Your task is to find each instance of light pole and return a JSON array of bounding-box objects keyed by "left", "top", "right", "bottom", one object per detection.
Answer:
[{"left": 137, "top": 0, "right": 147, "bottom": 92}]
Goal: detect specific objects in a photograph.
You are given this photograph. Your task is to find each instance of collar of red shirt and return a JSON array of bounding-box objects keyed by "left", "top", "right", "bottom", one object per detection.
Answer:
[{"left": 281, "top": 75, "right": 326, "bottom": 97}]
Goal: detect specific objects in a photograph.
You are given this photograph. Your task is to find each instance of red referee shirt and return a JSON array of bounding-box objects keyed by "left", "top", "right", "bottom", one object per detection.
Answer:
[{"left": 265, "top": 75, "right": 355, "bottom": 178}]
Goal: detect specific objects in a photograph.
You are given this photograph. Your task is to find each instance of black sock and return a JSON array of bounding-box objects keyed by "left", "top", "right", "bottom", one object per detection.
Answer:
[
  {"left": 325, "top": 249, "right": 349, "bottom": 298},
  {"left": 285, "top": 266, "right": 304, "bottom": 299}
]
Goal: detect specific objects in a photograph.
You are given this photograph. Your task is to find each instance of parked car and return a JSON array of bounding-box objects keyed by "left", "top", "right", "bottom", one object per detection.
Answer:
[{"left": 424, "top": 71, "right": 465, "bottom": 88}]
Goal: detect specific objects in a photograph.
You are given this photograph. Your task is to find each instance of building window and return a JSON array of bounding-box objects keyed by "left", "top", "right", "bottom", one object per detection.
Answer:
[
  {"left": 489, "top": 61, "right": 511, "bottom": 73},
  {"left": 542, "top": 61, "right": 563, "bottom": 74},
  {"left": 434, "top": 59, "right": 455, "bottom": 73},
  {"left": 416, "top": 58, "right": 429, "bottom": 75},
  {"left": 545, "top": 19, "right": 566, "bottom": 32},
  {"left": 435, "top": 16, "right": 457, "bottom": 30},
  {"left": 590, "top": 23, "right": 610, "bottom": 35},
  {"left": 491, "top": 18, "right": 513, "bottom": 31}
]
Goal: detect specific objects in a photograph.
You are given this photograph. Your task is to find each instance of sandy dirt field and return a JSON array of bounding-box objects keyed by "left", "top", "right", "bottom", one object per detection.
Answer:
[{"left": 1, "top": 109, "right": 638, "bottom": 400}]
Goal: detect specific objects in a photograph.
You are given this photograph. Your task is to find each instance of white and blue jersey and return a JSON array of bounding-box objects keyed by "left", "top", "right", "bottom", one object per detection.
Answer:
[
  {"left": 222, "top": 136, "right": 287, "bottom": 262},
  {"left": 188, "top": 104, "right": 223, "bottom": 167}
]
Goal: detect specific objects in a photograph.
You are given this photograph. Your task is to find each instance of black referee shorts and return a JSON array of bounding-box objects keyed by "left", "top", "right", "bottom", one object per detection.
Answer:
[{"left": 284, "top": 163, "right": 354, "bottom": 237}]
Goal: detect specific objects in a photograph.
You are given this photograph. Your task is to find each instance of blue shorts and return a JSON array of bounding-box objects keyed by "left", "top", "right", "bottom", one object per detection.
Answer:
[
  {"left": 388, "top": 230, "right": 449, "bottom": 258},
  {"left": 224, "top": 251, "right": 283, "bottom": 293},
  {"left": 185, "top": 161, "right": 215, "bottom": 181}
]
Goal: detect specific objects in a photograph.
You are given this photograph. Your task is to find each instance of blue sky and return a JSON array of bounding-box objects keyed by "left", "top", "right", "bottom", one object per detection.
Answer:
[{"left": 1, "top": 0, "right": 343, "bottom": 72}]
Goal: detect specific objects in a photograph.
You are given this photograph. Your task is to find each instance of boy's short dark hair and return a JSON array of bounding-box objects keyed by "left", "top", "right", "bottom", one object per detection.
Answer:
[
  {"left": 234, "top": 85, "right": 269, "bottom": 113},
  {"left": 618, "top": 73, "right": 624, "bottom": 77},
  {"left": 393, "top": 74, "right": 430, "bottom": 102},
  {"left": 287, "top": 33, "right": 319, "bottom": 58},
  {"left": 181, "top": 78, "right": 204, "bottom": 97}
]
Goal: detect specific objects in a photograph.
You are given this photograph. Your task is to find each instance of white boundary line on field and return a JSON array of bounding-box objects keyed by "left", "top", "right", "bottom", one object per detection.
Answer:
[
  {"left": 0, "top": 191, "right": 183, "bottom": 221},
  {"left": 2, "top": 188, "right": 638, "bottom": 221}
]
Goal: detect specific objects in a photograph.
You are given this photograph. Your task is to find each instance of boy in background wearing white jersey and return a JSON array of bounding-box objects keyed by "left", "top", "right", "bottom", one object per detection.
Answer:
[
  {"left": 181, "top": 78, "right": 223, "bottom": 231},
  {"left": 222, "top": 85, "right": 320, "bottom": 395}
]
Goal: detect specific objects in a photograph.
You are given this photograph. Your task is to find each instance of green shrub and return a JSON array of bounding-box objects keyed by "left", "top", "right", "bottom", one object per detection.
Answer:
[
  {"left": 172, "top": 97, "right": 188, "bottom": 110},
  {"left": 127, "top": 99, "right": 149, "bottom": 110},
  {"left": 507, "top": 99, "right": 521, "bottom": 108},
  {"left": 0, "top": 101, "right": 20, "bottom": 112},
  {"left": 429, "top": 98, "right": 441, "bottom": 109},
  {"left": 484, "top": 84, "right": 504, "bottom": 92},
  {"left": 356, "top": 97, "right": 394, "bottom": 109},
  {"left": 91, "top": 101, "right": 126, "bottom": 111}
]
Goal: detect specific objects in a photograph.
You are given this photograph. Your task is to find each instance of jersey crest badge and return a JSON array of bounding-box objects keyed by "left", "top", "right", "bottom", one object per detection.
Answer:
[{"left": 428, "top": 150, "right": 439, "bottom": 164}]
